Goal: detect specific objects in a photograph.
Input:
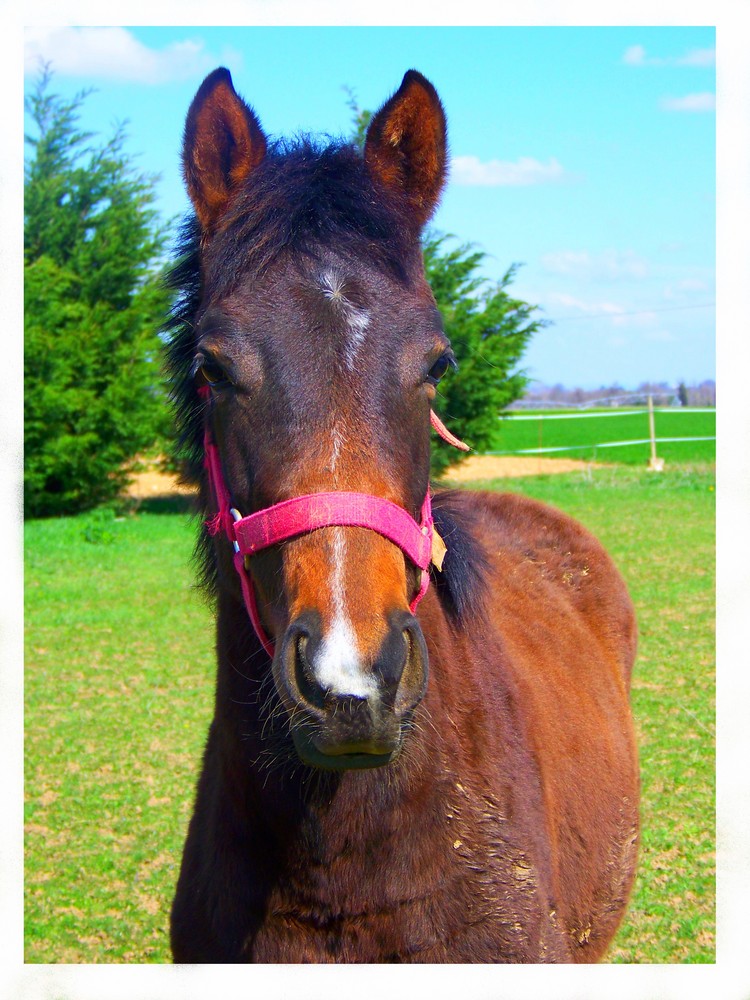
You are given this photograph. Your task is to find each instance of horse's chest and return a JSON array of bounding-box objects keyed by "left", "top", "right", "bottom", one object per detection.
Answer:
[
  {"left": 247, "top": 897, "right": 441, "bottom": 962},
  {"left": 242, "top": 848, "right": 565, "bottom": 963}
]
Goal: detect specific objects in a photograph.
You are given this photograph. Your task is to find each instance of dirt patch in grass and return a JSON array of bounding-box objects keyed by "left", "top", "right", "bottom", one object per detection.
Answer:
[
  {"left": 124, "top": 461, "right": 194, "bottom": 500},
  {"left": 440, "top": 454, "right": 608, "bottom": 482},
  {"left": 125, "top": 454, "right": 606, "bottom": 500}
]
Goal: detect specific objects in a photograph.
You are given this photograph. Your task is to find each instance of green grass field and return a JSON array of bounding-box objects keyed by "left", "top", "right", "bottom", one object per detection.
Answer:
[
  {"left": 489, "top": 407, "right": 716, "bottom": 465},
  {"left": 24, "top": 462, "right": 715, "bottom": 963}
]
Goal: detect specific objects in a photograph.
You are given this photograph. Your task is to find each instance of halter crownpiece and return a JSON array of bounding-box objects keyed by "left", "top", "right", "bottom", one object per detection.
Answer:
[{"left": 200, "top": 387, "right": 469, "bottom": 656}]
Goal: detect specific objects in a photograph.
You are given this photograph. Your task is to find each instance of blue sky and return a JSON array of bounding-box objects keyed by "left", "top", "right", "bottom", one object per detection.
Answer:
[{"left": 23, "top": 25, "right": 716, "bottom": 390}]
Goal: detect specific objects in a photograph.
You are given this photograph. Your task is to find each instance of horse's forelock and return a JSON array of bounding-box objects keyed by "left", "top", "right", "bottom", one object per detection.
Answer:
[{"left": 203, "top": 137, "right": 417, "bottom": 297}]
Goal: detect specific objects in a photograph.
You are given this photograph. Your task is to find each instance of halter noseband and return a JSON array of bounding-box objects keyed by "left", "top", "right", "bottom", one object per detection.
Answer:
[{"left": 200, "top": 387, "right": 468, "bottom": 657}]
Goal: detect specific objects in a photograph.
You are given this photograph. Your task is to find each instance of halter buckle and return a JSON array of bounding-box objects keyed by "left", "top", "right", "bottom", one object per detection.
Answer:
[{"left": 229, "top": 508, "right": 243, "bottom": 553}]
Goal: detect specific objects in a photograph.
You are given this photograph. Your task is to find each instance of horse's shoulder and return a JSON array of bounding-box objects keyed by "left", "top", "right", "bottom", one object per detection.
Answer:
[
  {"left": 448, "top": 488, "right": 637, "bottom": 679},
  {"left": 454, "top": 488, "right": 615, "bottom": 566}
]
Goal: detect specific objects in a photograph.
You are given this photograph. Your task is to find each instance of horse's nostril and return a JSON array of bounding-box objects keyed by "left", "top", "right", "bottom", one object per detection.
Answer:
[
  {"left": 392, "top": 619, "right": 429, "bottom": 713},
  {"left": 296, "top": 633, "right": 310, "bottom": 676},
  {"left": 293, "top": 633, "right": 328, "bottom": 709},
  {"left": 372, "top": 619, "right": 414, "bottom": 702},
  {"left": 403, "top": 627, "right": 412, "bottom": 662}
]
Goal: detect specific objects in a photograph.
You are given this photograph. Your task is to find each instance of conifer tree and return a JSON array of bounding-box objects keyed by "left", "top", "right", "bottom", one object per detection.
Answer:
[
  {"left": 24, "top": 68, "right": 170, "bottom": 516},
  {"left": 423, "top": 235, "right": 543, "bottom": 475}
]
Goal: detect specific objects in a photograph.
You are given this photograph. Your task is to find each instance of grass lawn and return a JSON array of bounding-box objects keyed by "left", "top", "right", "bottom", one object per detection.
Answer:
[
  {"left": 490, "top": 407, "right": 716, "bottom": 465},
  {"left": 24, "top": 463, "right": 715, "bottom": 963},
  {"left": 24, "top": 508, "right": 215, "bottom": 963}
]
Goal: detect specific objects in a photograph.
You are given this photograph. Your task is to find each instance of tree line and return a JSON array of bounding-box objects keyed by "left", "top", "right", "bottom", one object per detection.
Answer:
[
  {"left": 24, "top": 72, "right": 542, "bottom": 516},
  {"left": 515, "top": 379, "right": 716, "bottom": 408}
]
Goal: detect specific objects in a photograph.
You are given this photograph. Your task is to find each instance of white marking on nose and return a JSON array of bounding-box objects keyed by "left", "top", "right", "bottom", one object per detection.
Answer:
[
  {"left": 313, "top": 529, "right": 377, "bottom": 699},
  {"left": 315, "top": 617, "right": 376, "bottom": 699}
]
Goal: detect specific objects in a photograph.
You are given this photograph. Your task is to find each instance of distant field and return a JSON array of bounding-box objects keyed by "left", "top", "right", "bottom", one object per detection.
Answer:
[{"left": 488, "top": 407, "right": 715, "bottom": 465}]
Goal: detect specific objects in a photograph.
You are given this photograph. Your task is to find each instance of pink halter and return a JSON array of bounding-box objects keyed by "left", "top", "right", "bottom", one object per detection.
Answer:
[{"left": 200, "top": 387, "right": 468, "bottom": 657}]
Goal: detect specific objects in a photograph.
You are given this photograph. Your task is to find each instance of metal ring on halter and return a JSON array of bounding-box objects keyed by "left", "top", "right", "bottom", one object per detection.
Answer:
[{"left": 229, "top": 508, "right": 243, "bottom": 553}]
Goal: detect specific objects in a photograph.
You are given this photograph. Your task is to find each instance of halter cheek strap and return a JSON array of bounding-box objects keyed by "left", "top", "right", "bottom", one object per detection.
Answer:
[{"left": 200, "top": 389, "right": 468, "bottom": 657}]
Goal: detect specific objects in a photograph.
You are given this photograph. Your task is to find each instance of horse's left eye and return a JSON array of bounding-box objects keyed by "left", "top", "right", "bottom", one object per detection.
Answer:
[
  {"left": 196, "top": 355, "right": 229, "bottom": 388},
  {"left": 426, "top": 352, "right": 456, "bottom": 386}
]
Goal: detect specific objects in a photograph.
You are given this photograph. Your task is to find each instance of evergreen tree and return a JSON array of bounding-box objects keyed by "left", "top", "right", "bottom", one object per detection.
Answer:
[
  {"left": 424, "top": 235, "right": 543, "bottom": 475},
  {"left": 342, "top": 86, "right": 372, "bottom": 149},
  {"left": 24, "top": 69, "right": 171, "bottom": 516}
]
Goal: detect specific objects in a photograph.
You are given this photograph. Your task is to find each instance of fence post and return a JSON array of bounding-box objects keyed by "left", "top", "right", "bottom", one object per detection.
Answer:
[{"left": 647, "top": 394, "right": 665, "bottom": 471}]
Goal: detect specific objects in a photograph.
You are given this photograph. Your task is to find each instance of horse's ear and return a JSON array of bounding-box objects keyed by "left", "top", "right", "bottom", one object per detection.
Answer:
[
  {"left": 182, "top": 68, "right": 267, "bottom": 232},
  {"left": 364, "top": 70, "right": 447, "bottom": 229}
]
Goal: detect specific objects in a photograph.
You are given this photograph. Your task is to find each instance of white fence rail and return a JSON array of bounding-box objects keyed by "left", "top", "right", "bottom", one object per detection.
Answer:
[
  {"left": 486, "top": 436, "right": 716, "bottom": 457},
  {"left": 486, "top": 406, "right": 716, "bottom": 458}
]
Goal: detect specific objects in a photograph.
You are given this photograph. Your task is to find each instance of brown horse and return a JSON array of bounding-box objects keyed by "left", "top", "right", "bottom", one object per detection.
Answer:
[{"left": 166, "top": 67, "right": 639, "bottom": 963}]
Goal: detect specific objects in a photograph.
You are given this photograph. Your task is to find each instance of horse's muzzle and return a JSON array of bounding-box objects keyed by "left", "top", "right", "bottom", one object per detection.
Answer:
[{"left": 275, "top": 611, "right": 428, "bottom": 769}]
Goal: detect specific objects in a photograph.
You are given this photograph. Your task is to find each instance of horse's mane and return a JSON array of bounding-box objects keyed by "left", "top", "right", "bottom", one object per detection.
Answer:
[
  {"left": 431, "top": 490, "right": 489, "bottom": 624},
  {"left": 162, "top": 136, "right": 487, "bottom": 622},
  {"left": 161, "top": 213, "right": 214, "bottom": 591}
]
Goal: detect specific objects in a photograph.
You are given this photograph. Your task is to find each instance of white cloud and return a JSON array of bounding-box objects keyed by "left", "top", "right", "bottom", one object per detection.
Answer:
[
  {"left": 677, "top": 48, "right": 716, "bottom": 67},
  {"left": 663, "top": 277, "right": 712, "bottom": 300},
  {"left": 541, "top": 248, "right": 649, "bottom": 282},
  {"left": 24, "top": 27, "right": 240, "bottom": 83},
  {"left": 546, "top": 292, "right": 657, "bottom": 328},
  {"left": 623, "top": 44, "right": 648, "bottom": 66},
  {"left": 607, "top": 335, "right": 629, "bottom": 349},
  {"left": 659, "top": 241, "right": 686, "bottom": 253},
  {"left": 677, "top": 278, "right": 709, "bottom": 292},
  {"left": 645, "top": 328, "right": 677, "bottom": 343},
  {"left": 622, "top": 45, "right": 715, "bottom": 68},
  {"left": 549, "top": 292, "right": 627, "bottom": 317},
  {"left": 450, "top": 155, "right": 566, "bottom": 187},
  {"left": 615, "top": 310, "right": 657, "bottom": 329},
  {"left": 659, "top": 92, "right": 716, "bottom": 113}
]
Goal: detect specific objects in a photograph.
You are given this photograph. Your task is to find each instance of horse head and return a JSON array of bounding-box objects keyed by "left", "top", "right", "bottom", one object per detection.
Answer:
[{"left": 181, "top": 68, "right": 453, "bottom": 769}]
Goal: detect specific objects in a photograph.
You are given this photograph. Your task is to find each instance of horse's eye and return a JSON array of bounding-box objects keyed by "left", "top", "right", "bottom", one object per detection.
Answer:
[
  {"left": 426, "top": 352, "right": 456, "bottom": 386},
  {"left": 196, "top": 356, "right": 229, "bottom": 388}
]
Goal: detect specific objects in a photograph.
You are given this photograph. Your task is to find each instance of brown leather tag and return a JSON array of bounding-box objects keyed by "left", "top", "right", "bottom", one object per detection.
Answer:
[{"left": 431, "top": 526, "right": 447, "bottom": 572}]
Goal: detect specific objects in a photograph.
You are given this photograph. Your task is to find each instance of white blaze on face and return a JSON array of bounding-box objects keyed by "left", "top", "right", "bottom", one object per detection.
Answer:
[
  {"left": 319, "top": 269, "right": 370, "bottom": 370},
  {"left": 313, "top": 529, "right": 377, "bottom": 699},
  {"left": 329, "top": 424, "right": 345, "bottom": 472},
  {"left": 313, "top": 270, "right": 377, "bottom": 698},
  {"left": 310, "top": 271, "right": 375, "bottom": 698},
  {"left": 343, "top": 306, "right": 369, "bottom": 369}
]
